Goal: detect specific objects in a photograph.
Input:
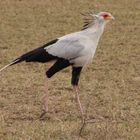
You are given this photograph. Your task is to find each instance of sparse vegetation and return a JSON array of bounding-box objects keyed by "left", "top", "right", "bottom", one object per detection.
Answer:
[{"left": 0, "top": 0, "right": 140, "bottom": 139}]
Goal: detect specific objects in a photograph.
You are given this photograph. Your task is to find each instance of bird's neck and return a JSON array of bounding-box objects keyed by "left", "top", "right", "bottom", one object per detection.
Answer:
[{"left": 82, "top": 20, "right": 106, "bottom": 43}]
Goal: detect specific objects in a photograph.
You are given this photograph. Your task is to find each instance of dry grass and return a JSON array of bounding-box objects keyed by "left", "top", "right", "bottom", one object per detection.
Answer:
[{"left": 0, "top": 0, "right": 140, "bottom": 139}]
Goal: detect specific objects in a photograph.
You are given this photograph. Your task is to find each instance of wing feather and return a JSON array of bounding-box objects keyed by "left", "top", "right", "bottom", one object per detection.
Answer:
[{"left": 45, "top": 35, "right": 85, "bottom": 60}]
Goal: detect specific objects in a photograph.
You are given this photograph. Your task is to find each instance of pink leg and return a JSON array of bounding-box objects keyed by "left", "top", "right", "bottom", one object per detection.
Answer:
[
  {"left": 44, "top": 77, "right": 49, "bottom": 112},
  {"left": 40, "top": 77, "right": 49, "bottom": 118},
  {"left": 73, "top": 86, "right": 85, "bottom": 123}
]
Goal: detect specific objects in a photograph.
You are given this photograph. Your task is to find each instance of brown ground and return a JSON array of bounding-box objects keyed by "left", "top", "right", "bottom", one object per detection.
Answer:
[{"left": 0, "top": 0, "right": 140, "bottom": 139}]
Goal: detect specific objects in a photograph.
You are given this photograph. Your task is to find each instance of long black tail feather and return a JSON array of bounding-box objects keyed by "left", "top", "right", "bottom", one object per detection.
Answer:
[
  {"left": 0, "top": 58, "right": 21, "bottom": 72},
  {"left": 0, "top": 39, "right": 58, "bottom": 72}
]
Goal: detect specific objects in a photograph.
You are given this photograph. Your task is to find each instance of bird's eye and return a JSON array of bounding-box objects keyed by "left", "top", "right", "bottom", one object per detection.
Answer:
[{"left": 103, "top": 14, "right": 108, "bottom": 18}]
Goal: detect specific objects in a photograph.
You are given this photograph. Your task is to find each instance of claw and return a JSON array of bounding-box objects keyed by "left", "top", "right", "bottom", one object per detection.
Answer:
[{"left": 39, "top": 110, "right": 47, "bottom": 119}]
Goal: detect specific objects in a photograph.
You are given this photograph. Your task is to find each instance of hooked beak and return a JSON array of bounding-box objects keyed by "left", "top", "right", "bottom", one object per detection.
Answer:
[{"left": 105, "top": 15, "right": 115, "bottom": 20}]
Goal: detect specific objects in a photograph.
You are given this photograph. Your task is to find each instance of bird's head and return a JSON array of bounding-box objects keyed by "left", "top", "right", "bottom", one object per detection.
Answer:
[
  {"left": 82, "top": 11, "right": 114, "bottom": 30},
  {"left": 96, "top": 12, "right": 115, "bottom": 23}
]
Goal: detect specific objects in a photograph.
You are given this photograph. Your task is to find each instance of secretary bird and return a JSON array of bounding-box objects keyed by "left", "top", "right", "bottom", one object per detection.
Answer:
[{"left": 0, "top": 11, "right": 114, "bottom": 122}]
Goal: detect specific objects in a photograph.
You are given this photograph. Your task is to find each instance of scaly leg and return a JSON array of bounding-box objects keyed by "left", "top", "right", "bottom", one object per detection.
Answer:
[
  {"left": 73, "top": 85, "right": 85, "bottom": 123},
  {"left": 40, "top": 60, "right": 70, "bottom": 119},
  {"left": 40, "top": 77, "right": 49, "bottom": 118}
]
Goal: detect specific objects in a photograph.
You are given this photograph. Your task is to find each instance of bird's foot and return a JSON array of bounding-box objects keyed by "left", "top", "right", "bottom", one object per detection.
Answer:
[
  {"left": 39, "top": 108, "right": 48, "bottom": 120},
  {"left": 39, "top": 111, "right": 46, "bottom": 119},
  {"left": 79, "top": 117, "right": 86, "bottom": 135},
  {"left": 79, "top": 116, "right": 98, "bottom": 135}
]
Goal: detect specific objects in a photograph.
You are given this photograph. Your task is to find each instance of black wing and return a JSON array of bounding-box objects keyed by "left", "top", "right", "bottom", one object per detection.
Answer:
[{"left": 13, "top": 39, "right": 59, "bottom": 64}]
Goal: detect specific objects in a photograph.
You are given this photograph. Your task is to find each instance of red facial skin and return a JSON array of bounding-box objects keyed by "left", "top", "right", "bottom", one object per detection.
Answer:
[{"left": 100, "top": 12, "right": 111, "bottom": 20}]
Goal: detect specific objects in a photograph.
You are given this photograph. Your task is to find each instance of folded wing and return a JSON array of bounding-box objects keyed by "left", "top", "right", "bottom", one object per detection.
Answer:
[{"left": 45, "top": 37, "right": 85, "bottom": 60}]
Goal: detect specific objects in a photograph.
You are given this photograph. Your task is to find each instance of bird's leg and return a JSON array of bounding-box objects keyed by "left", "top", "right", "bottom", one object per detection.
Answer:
[
  {"left": 40, "top": 60, "right": 70, "bottom": 119},
  {"left": 40, "top": 77, "right": 49, "bottom": 119},
  {"left": 44, "top": 77, "right": 49, "bottom": 112},
  {"left": 73, "top": 85, "right": 85, "bottom": 123}
]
